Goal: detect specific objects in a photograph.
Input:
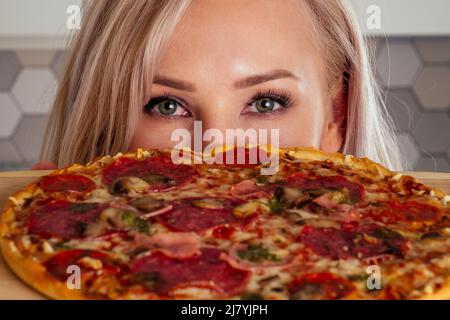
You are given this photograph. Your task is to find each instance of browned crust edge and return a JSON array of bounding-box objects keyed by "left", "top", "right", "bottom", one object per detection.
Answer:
[
  {"left": 0, "top": 237, "right": 85, "bottom": 300},
  {"left": 280, "top": 147, "right": 448, "bottom": 198}
]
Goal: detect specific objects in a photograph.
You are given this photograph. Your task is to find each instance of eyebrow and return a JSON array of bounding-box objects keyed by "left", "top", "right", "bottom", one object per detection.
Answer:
[
  {"left": 153, "top": 69, "right": 299, "bottom": 92},
  {"left": 153, "top": 74, "right": 196, "bottom": 92},
  {"left": 233, "top": 69, "right": 299, "bottom": 89}
]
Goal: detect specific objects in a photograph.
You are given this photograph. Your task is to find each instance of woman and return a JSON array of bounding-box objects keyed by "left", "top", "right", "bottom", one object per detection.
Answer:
[{"left": 39, "top": 0, "right": 403, "bottom": 170}]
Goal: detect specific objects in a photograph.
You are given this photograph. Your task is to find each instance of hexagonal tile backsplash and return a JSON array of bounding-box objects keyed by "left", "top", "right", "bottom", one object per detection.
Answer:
[{"left": 0, "top": 37, "right": 449, "bottom": 172}]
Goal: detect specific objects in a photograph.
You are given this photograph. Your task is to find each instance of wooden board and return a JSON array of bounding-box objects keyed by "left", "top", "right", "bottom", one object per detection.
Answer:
[{"left": 0, "top": 170, "right": 449, "bottom": 299}]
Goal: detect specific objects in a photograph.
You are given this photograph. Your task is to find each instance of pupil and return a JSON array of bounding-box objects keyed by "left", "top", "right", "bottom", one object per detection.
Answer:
[
  {"left": 159, "top": 101, "right": 177, "bottom": 115},
  {"left": 257, "top": 99, "right": 275, "bottom": 112}
]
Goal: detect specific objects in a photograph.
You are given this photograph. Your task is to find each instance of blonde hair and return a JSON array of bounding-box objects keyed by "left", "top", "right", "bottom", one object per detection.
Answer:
[{"left": 41, "top": 0, "right": 404, "bottom": 170}]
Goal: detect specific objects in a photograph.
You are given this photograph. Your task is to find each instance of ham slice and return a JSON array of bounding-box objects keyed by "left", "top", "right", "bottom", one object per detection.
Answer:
[
  {"left": 230, "top": 180, "right": 271, "bottom": 199},
  {"left": 313, "top": 194, "right": 353, "bottom": 212},
  {"left": 313, "top": 193, "right": 337, "bottom": 209},
  {"left": 134, "top": 232, "right": 201, "bottom": 259},
  {"left": 231, "top": 180, "right": 258, "bottom": 195},
  {"left": 141, "top": 205, "right": 173, "bottom": 219}
]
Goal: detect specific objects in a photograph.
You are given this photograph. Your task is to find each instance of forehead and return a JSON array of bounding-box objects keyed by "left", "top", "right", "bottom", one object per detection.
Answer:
[{"left": 157, "top": 0, "right": 320, "bottom": 82}]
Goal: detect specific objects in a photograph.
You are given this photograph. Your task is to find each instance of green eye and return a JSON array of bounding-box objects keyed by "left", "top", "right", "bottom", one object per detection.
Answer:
[
  {"left": 254, "top": 98, "right": 276, "bottom": 113},
  {"left": 156, "top": 100, "right": 178, "bottom": 115},
  {"left": 144, "top": 97, "right": 190, "bottom": 117}
]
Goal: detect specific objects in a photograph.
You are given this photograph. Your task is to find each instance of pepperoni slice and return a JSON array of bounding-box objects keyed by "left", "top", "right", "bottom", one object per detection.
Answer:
[
  {"left": 102, "top": 155, "right": 197, "bottom": 191},
  {"left": 154, "top": 198, "right": 251, "bottom": 232},
  {"left": 40, "top": 174, "right": 96, "bottom": 193},
  {"left": 28, "top": 200, "right": 105, "bottom": 239},
  {"left": 44, "top": 249, "right": 120, "bottom": 280},
  {"left": 300, "top": 223, "right": 408, "bottom": 260},
  {"left": 130, "top": 248, "right": 249, "bottom": 295},
  {"left": 286, "top": 173, "right": 365, "bottom": 201},
  {"left": 288, "top": 273, "right": 354, "bottom": 300}
]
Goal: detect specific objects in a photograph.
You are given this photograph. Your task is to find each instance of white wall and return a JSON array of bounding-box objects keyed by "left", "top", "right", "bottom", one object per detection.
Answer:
[
  {"left": 354, "top": 0, "right": 450, "bottom": 36},
  {"left": 0, "top": 0, "right": 81, "bottom": 49},
  {"left": 0, "top": 0, "right": 449, "bottom": 49}
]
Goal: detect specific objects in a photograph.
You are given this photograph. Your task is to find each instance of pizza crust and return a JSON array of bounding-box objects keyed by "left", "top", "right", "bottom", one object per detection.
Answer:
[
  {"left": 279, "top": 147, "right": 447, "bottom": 198},
  {"left": 281, "top": 147, "right": 392, "bottom": 177},
  {"left": 1, "top": 147, "right": 449, "bottom": 300},
  {"left": 419, "top": 278, "right": 450, "bottom": 300},
  {"left": 0, "top": 183, "right": 83, "bottom": 299},
  {"left": 0, "top": 237, "right": 85, "bottom": 300}
]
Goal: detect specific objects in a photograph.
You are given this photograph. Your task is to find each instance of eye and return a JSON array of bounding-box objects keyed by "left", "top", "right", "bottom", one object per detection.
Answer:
[
  {"left": 143, "top": 96, "right": 190, "bottom": 117},
  {"left": 242, "top": 89, "right": 294, "bottom": 114},
  {"left": 254, "top": 98, "right": 278, "bottom": 113}
]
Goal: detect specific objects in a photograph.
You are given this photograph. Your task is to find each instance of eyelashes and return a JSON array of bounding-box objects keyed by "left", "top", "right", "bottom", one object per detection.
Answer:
[
  {"left": 143, "top": 88, "right": 295, "bottom": 117},
  {"left": 247, "top": 88, "right": 294, "bottom": 109},
  {"left": 242, "top": 88, "right": 294, "bottom": 116}
]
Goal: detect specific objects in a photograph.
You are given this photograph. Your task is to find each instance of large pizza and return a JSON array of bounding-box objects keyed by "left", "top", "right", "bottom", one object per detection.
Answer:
[{"left": 1, "top": 147, "right": 449, "bottom": 300}]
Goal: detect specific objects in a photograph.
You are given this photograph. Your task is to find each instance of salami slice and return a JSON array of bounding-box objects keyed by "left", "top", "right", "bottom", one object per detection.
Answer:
[
  {"left": 40, "top": 174, "right": 96, "bottom": 193},
  {"left": 102, "top": 155, "right": 197, "bottom": 191},
  {"left": 288, "top": 272, "right": 354, "bottom": 300},
  {"left": 154, "top": 198, "right": 252, "bottom": 232},
  {"left": 286, "top": 173, "right": 365, "bottom": 201},
  {"left": 130, "top": 248, "right": 249, "bottom": 294},
  {"left": 300, "top": 223, "right": 408, "bottom": 260},
  {"left": 28, "top": 200, "right": 105, "bottom": 239}
]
